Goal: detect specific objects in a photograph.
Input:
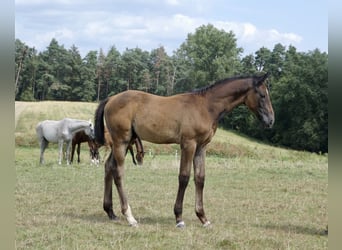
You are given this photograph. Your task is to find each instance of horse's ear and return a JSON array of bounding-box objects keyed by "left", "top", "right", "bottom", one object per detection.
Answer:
[{"left": 256, "top": 72, "right": 270, "bottom": 86}]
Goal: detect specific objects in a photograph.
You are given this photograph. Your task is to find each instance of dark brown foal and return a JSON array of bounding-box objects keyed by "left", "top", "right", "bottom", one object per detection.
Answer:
[
  {"left": 71, "top": 130, "right": 99, "bottom": 165},
  {"left": 103, "top": 127, "right": 144, "bottom": 165}
]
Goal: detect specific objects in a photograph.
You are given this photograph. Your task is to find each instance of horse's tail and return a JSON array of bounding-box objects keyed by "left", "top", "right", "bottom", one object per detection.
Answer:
[
  {"left": 94, "top": 98, "right": 109, "bottom": 145},
  {"left": 35, "top": 121, "right": 44, "bottom": 139}
]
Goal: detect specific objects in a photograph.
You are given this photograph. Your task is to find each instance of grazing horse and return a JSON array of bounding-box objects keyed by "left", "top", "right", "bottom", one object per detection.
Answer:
[
  {"left": 71, "top": 130, "right": 99, "bottom": 165},
  {"left": 103, "top": 127, "right": 144, "bottom": 165},
  {"left": 72, "top": 128, "right": 144, "bottom": 166},
  {"left": 94, "top": 73, "right": 274, "bottom": 227},
  {"left": 36, "top": 118, "right": 94, "bottom": 165}
]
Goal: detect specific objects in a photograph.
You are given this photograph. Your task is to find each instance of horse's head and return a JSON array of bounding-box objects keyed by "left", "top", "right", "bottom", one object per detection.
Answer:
[
  {"left": 85, "top": 120, "right": 95, "bottom": 139},
  {"left": 135, "top": 150, "right": 144, "bottom": 165},
  {"left": 245, "top": 72, "right": 274, "bottom": 128},
  {"left": 89, "top": 140, "right": 100, "bottom": 165}
]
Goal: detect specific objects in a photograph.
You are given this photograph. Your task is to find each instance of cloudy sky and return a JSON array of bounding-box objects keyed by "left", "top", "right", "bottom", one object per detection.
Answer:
[{"left": 15, "top": 0, "right": 327, "bottom": 57}]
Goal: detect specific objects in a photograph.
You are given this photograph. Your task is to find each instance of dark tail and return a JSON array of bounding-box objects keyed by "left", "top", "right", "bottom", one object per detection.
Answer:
[{"left": 94, "top": 98, "right": 109, "bottom": 145}]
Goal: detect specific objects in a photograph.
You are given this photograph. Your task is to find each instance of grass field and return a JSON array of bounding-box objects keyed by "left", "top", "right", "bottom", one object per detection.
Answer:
[{"left": 15, "top": 101, "right": 328, "bottom": 249}]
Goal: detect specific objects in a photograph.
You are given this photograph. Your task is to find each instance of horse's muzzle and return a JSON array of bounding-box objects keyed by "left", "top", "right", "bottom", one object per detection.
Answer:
[
  {"left": 265, "top": 119, "right": 274, "bottom": 128},
  {"left": 259, "top": 113, "right": 274, "bottom": 129}
]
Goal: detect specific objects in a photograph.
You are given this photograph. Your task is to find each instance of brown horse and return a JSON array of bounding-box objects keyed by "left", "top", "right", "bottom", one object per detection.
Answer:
[
  {"left": 94, "top": 73, "right": 274, "bottom": 227},
  {"left": 103, "top": 127, "right": 144, "bottom": 165},
  {"left": 71, "top": 129, "right": 144, "bottom": 166},
  {"left": 71, "top": 130, "right": 99, "bottom": 165}
]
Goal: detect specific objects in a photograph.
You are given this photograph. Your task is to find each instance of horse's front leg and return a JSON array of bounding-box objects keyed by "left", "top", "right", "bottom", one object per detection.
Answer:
[
  {"left": 77, "top": 143, "right": 81, "bottom": 163},
  {"left": 174, "top": 140, "right": 196, "bottom": 228},
  {"left": 58, "top": 140, "right": 64, "bottom": 165},
  {"left": 112, "top": 143, "right": 138, "bottom": 226},
  {"left": 71, "top": 142, "right": 76, "bottom": 163},
  {"left": 193, "top": 146, "right": 210, "bottom": 227},
  {"left": 103, "top": 152, "right": 118, "bottom": 220},
  {"left": 66, "top": 141, "right": 72, "bottom": 165}
]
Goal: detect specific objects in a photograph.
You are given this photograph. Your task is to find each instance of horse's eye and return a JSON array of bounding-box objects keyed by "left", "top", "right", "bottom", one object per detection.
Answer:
[{"left": 255, "top": 88, "right": 266, "bottom": 99}]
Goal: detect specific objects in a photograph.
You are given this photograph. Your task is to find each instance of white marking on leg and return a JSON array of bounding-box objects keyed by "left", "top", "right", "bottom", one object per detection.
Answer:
[
  {"left": 176, "top": 221, "right": 185, "bottom": 228},
  {"left": 203, "top": 221, "right": 211, "bottom": 227},
  {"left": 124, "top": 204, "right": 138, "bottom": 227}
]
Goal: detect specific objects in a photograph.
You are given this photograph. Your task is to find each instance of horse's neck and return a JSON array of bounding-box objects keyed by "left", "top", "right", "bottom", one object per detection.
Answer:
[
  {"left": 87, "top": 140, "right": 95, "bottom": 148},
  {"left": 206, "top": 79, "right": 252, "bottom": 120},
  {"left": 76, "top": 133, "right": 90, "bottom": 143},
  {"left": 68, "top": 120, "right": 89, "bottom": 134}
]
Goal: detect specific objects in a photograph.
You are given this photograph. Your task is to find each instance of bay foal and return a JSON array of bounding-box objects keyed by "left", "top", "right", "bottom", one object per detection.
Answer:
[
  {"left": 94, "top": 73, "right": 274, "bottom": 227},
  {"left": 71, "top": 130, "right": 99, "bottom": 165}
]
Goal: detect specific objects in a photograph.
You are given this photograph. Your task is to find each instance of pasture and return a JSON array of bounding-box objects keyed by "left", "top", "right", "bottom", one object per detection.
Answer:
[{"left": 15, "top": 101, "right": 327, "bottom": 249}]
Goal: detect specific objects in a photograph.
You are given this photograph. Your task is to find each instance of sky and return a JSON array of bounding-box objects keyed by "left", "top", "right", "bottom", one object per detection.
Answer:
[{"left": 15, "top": 0, "right": 328, "bottom": 57}]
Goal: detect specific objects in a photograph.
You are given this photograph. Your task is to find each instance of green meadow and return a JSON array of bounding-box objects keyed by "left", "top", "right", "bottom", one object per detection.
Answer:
[{"left": 15, "top": 101, "right": 327, "bottom": 249}]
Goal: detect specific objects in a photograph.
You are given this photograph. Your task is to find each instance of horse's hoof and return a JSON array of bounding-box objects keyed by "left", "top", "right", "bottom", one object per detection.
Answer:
[
  {"left": 108, "top": 213, "right": 118, "bottom": 221},
  {"left": 110, "top": 216, "right": 119, "bottom": 221},
  {"left": 203, "top": 221, "right": 211, "bottom": 228},
  {"left": 176, "top": 221, "right": 185, "bottom": 228}
]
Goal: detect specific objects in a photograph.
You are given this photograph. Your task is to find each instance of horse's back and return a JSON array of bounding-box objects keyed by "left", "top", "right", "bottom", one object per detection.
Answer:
[
  {"left": 106, "top": 90, "right": 191, "bottom": 115},
  {"left": 36, "top": 120, "right": 61, "bottom": 142},
  {"left": 73, "top": 130, "right": 90, "bottom": 144},
  {"left": 104, "top": 90, "right": 210, "bottom": 144}
]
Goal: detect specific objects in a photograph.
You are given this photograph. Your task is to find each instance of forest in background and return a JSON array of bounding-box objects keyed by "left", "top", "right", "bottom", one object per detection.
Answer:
[{"left": 15, "top": 24, "right": 328, "bottom": 153}]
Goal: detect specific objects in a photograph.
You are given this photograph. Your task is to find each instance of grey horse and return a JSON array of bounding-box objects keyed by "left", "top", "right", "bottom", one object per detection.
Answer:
[{"left": 36, "top": 118, "right": 94, "bottom": 165}]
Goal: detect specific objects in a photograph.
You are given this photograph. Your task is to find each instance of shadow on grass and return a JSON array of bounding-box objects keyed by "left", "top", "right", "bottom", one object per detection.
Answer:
[
  {"left": 63, "top": 212, "right": 175, "bottom": 227},
  {"left": 137, "top": 216, "right": 175, "bottom": 225},
  {"left": 253, "top": 223, "right": 328, "bottom": 236},
  {"left": 63, "top": 212, "right": 116, "bottom": 224}
]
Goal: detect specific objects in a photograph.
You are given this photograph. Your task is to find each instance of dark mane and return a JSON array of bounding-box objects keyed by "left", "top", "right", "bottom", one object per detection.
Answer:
[{"left": 190, "top": 74, "right": 263, "bottom": 95}]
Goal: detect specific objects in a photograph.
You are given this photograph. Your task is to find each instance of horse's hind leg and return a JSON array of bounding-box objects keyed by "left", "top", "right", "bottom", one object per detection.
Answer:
[
  {"left": 39, "top": 137, "right": 48, "bottom": 164},
  {"left": 112, "top": 143, "right": 138, "bottom": 226},
  {"left": 103, "top": 151, "right": 118, "bottom": 220}
]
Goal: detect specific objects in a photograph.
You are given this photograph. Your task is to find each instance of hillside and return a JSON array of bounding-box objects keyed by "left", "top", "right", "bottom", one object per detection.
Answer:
[
  {"left": 15, "top": 101, "right": 328, "bottom": 249},
  {"left": 15, "top": 101, "right": 325, "bottom": 162}
]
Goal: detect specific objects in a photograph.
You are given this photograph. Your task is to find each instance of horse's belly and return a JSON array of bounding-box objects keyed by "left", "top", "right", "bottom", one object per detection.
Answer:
[
  {"left": 134, "top": 123, "right": 180, "bottom": 144},
  {"left": 141, "top": 133, "right": 178, "bottom": 144},
  {"left": 42, "top": 128, "right": 59, "bottom": 142},
  {"left": 43, "top": 134, "right": 59, "bottom": 143}
]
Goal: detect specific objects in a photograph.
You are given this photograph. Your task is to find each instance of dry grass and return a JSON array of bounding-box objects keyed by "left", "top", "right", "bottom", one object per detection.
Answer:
[{"left": 15, "top": 101, "right": 328, "bottom": 249}]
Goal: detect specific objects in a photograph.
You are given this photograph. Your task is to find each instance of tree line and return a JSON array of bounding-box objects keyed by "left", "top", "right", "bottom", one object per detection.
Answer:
[{"left": 15, "top": 24, "right": 328, "bottom": 153}]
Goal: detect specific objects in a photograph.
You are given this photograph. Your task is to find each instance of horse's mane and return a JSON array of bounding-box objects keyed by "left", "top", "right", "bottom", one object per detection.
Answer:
[{"left": 190, "top": 74, "right": 264, "bottom": 95}]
